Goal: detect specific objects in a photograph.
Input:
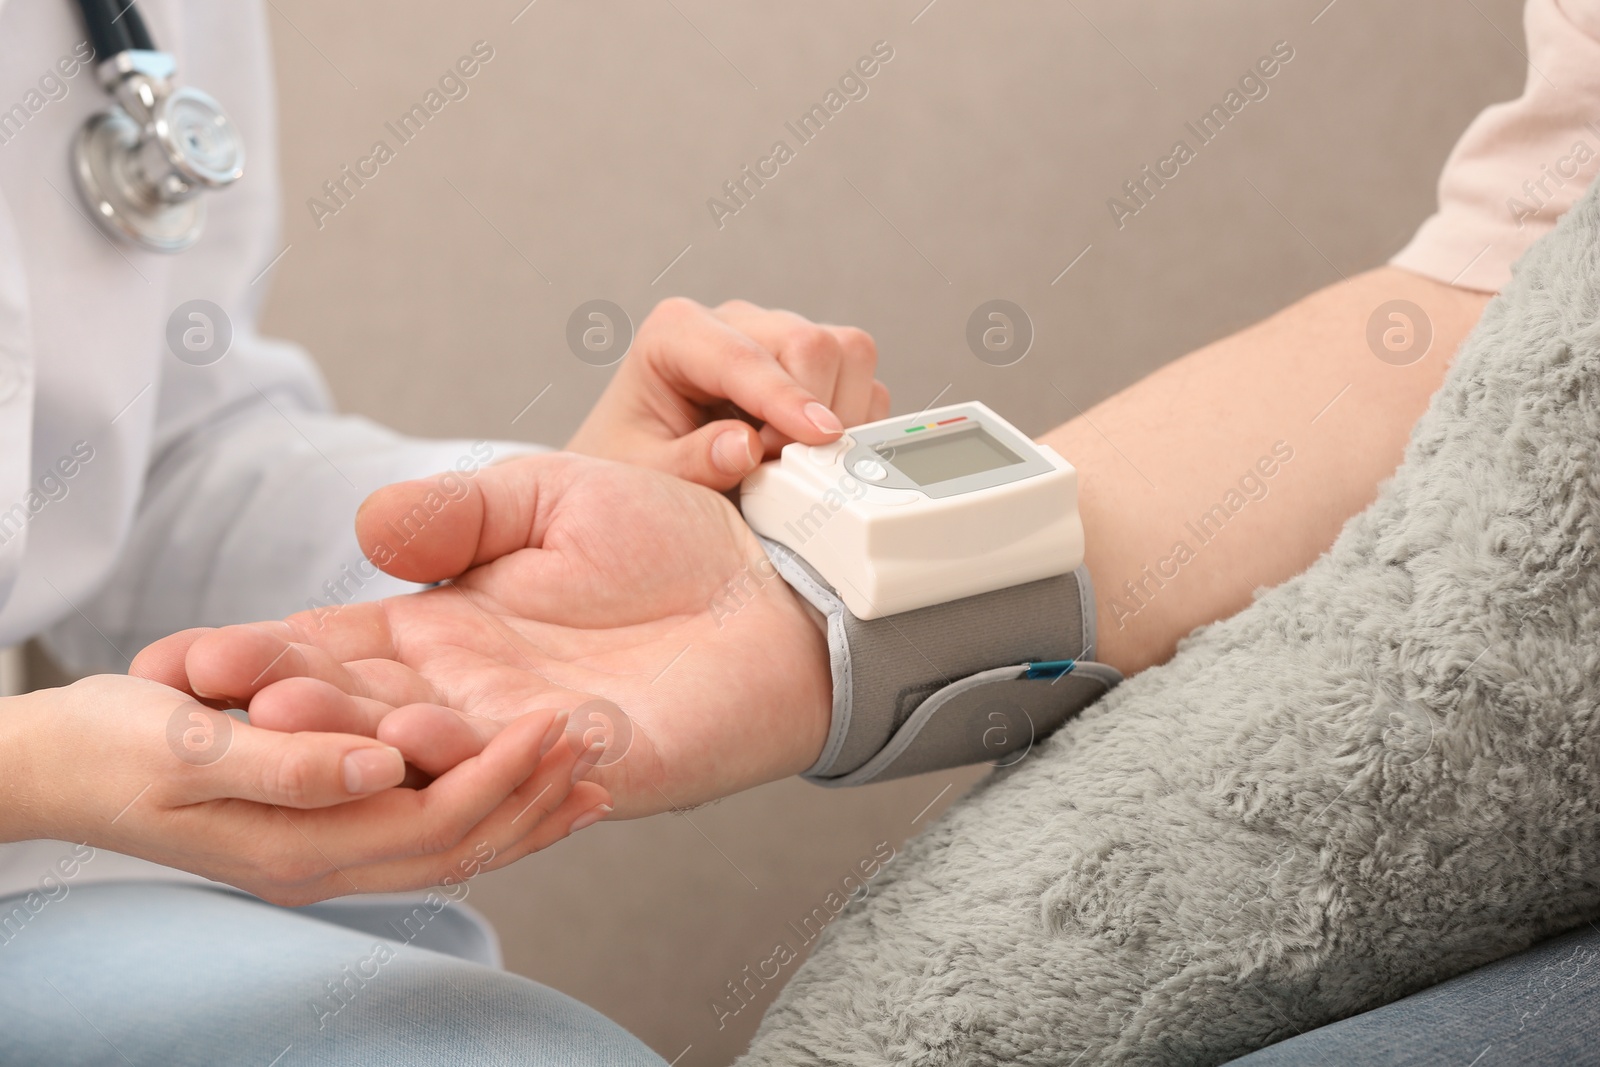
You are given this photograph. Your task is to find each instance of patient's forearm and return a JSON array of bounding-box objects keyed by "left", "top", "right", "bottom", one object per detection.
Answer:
[{"left": 1040, "top": 266, "right": 1490, "bottom": 676}]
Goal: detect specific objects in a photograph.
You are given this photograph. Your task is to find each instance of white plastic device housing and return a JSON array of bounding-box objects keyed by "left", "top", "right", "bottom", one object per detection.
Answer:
[{"left": 739, "top": 401, "right": 1084, "bottom": 619}]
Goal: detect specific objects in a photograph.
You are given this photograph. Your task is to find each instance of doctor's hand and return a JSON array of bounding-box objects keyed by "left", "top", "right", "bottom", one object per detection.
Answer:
[
  {"left": 134, "top": 454, "right": 834, "bottom": 818},
  {"left": 566, "top": 298, "right": 889, "bottom": 491},
  {"left": 0, "top": 674, "right": 607, "bottom": 905}
]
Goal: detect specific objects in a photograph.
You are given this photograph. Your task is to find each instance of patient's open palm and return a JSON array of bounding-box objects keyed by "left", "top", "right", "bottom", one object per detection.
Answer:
[{"left": 135, "top": 455, "right": 832, "bottom": 818}]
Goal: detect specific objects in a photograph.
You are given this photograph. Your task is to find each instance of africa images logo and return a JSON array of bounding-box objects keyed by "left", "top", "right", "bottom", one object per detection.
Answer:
[
  {"left": 304, "top": 42, "right": 496, "bottom": 229},
  {"left": 1106, "top": 40, "right": 1295, "bottom": 230}
]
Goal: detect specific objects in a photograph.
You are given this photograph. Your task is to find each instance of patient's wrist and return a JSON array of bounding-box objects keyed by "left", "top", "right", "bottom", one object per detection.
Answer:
[
  {"left": 771, "top": 577, "right": 836, "bottom": 778},
  {"left": 758, "top": 537, "right": 1120, "bottom": 787},
  {"left": 0, "top": 691, "right": 45, "bottom": 844}
]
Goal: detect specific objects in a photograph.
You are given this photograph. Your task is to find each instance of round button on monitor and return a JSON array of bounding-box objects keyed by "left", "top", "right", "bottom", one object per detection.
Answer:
[{"left": 852, "top": 458, "right": 888, "bottom": 482}]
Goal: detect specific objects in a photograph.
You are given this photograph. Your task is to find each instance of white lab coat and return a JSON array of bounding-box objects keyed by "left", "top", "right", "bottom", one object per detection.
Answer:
[{"left": 0, "top": 1, "right": 530, "bottom": 898}]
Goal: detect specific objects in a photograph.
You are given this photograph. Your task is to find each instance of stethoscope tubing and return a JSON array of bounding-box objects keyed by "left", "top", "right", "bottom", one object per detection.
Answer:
[{"left": 76, "top": 0, "right": 157, "bottom": 61}]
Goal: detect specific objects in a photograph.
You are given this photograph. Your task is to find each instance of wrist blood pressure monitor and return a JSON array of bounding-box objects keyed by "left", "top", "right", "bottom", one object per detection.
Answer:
[
  {"left": 741, "top": 402, "right": 1083, "bottom": 618},
  {"left": 740, "top": 402, "right": 1122, "bottom": 787}
]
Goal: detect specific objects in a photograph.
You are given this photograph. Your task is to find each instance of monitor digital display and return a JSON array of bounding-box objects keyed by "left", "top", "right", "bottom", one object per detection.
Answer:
[{"left": 877, "top": 426, "right": 1024, "bottom": 485}]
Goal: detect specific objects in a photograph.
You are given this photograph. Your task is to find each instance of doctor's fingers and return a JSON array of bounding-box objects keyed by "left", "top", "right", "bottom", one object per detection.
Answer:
[
  {"left": 865, "top": 378, "right": 892, "bottom": 423},
  {"left": 169, "top": 720, "right": 407, "bottom": 809},
  {"left": 223, "top": 713, "right": 598, "bottom": 904},
  {"left": 262, "top": 777, "right": 611, "bottom": 908},
  {"left": 640, "top": 298, "right": 842, "bottom": 450},
  {"left": 291, "top": 768, "right": 609, "bottom": 904},
  {"left": 709, "top": 303, "right": 842, "bottom": 411},
  {"left": 714, "top": 302, "right": 880, "bottom": 426},
  {"left": 644, "top": 417, "right": 765, "bottom": 490},
  {"left": 184, "top": 623, "right": 440, "bottom": 709}
]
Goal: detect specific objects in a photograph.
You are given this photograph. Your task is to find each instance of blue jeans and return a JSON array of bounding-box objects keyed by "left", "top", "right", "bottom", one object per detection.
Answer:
[
  {"left": 1225, "top": 921, "right": 1600, "bottom": 1065},
  {"left": 0, "top": 882, "right": 665, "bottom": 1066}
]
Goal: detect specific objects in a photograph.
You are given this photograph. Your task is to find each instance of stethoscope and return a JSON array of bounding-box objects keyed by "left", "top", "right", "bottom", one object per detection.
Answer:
[{"left": 70, "top": 0, "right": 244, "bottom": 253}]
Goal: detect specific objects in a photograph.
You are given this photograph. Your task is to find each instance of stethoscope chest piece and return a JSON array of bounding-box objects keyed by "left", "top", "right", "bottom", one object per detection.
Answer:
[
  {"left": 69, "top": 11, "right": 244, "bottom": 254},
  {"left": 73, "top": 103, "right": 201, "bottom": 253}
]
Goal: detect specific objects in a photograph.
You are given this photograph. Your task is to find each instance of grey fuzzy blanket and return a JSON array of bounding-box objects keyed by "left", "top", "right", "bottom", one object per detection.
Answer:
[{"left": 739, "top": 182, "right": 1600, "bottom": 1066}]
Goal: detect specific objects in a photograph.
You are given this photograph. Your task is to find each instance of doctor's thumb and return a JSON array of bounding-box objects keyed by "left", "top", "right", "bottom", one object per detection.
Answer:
[{"left": 672, "top": 419, "right": 764, "bottom": 491}]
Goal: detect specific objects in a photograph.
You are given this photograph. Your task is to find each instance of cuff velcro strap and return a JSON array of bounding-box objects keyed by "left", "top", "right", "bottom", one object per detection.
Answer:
[{"left": 757, "top": 537, "right": 1122, "bottom": 787}]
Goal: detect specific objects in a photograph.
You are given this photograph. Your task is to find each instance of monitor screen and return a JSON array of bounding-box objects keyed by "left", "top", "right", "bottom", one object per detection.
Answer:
[{"left": 877, "top": 426, "right": 1024, "bottom": 485}]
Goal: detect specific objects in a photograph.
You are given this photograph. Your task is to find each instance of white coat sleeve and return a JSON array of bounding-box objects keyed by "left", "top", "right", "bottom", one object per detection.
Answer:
[{"left": 41, "top": 323, "right": 541, "bottom": 673}]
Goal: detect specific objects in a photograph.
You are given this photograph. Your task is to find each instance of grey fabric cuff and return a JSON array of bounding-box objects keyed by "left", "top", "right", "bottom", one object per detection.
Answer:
[{"left": 758, "top": 537, "right": 1122, "bottom": 787}]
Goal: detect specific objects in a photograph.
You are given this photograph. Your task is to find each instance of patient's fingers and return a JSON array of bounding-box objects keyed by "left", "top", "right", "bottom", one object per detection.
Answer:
[
  {"left": 186, "top": 625, "right": 439, "bottom": 708},
  {"left": 277, "top": 601, "right": 391, "bottom": 658},
  {"left": 247, "top": 677, "right": 395, "bottom": 736},
  {"left": 130, "top": 628, "right": 215, "bottom": 698},
  {"left": 248, "top": 680, "right": 509, "bottom": 786},
  {"left": 181, "top": 603, "right": 404, "bottom": 697},
  {"left": 186, "top": 625, "right": 339, "bottom": 701},
  {"left": 377, "top": 702, "right": 506, "bottom": 777},
  {"left": 356, "top": 474, "right": 500, "bottom": 584},
  {"left": 337, "top": 658, "right": 443, "bottom": 709}
]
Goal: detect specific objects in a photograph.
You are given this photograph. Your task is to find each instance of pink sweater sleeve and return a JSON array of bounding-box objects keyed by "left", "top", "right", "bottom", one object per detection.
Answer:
[{"left": 1391, "top": 0, "right": 1600, "bottom": 292}]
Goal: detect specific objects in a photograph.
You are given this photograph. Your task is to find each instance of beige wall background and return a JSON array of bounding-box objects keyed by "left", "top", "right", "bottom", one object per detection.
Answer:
[{"left": 245, "top": 1, "right": 1528, "bottom": 1063}]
